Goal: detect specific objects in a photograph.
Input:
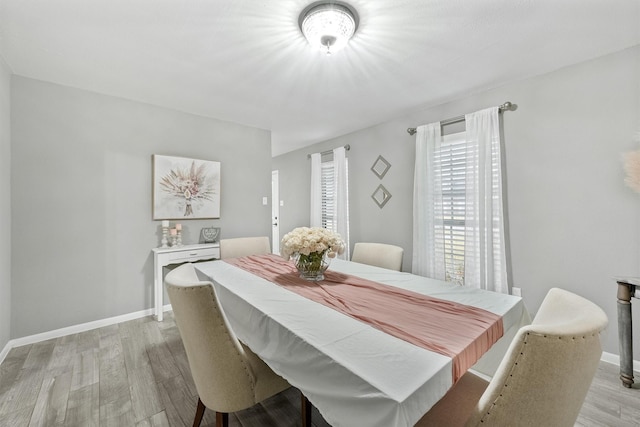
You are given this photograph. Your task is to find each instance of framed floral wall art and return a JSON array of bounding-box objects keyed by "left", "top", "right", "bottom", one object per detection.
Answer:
[{"left": 152, "top": 155, "right": 221, "bottom": 219}]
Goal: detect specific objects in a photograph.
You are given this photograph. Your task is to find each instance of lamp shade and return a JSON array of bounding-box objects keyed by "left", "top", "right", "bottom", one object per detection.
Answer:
[{"left": 300, "top": 2, "right": 358, "bottom": 55}]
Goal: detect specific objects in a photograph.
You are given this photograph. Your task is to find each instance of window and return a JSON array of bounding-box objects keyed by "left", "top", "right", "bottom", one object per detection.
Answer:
[
  {"left": 311, "top": 147, "right": 350, "bottom": 260},
  {"left": 413, "top": 108, "right": 508, "bottom": 293},
  {"left": 435, "top": 132, "right": 466, "bottom": 284}
]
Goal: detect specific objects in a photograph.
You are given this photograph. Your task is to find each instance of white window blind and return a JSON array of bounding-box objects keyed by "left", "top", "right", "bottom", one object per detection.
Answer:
[
  {"left": 320, "top": 156, "right": 349, "bottom": 233},
  {"left": 321, "top": 160, "right": 335, "bottom": 230},
  {"left": 435, "top": 132, "right": 466, "bottom": 284}
]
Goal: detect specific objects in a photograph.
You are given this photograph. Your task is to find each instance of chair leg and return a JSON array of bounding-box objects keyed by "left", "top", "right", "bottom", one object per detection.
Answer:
[
  {"left": 216, "top": 411, "right": 229, "bottom": 427},
  {"left": 301, "top": 392, "right": 312, "bottom": 427},
  {"left": 193, "top": 398, "right": 206, "bottom": 427}
]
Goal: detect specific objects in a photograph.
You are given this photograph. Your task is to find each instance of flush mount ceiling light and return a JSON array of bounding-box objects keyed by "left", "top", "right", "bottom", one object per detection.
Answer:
[{"left": 299, "top": 1, "right": 359, "bottom": 55}]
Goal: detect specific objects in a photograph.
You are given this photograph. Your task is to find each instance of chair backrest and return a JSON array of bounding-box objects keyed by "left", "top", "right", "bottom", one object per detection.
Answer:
[
  {"left": 465, "top": 288, "right": 608, "bottom": 427},
  {"left": 351, "top": 242, "right": 404, "bottom": 271},
  {"left": 165, "top": 263, "right": 261, "bottom": 413},
  {"left": 219, "top": 236, "right": 271, "bottom": 259}
]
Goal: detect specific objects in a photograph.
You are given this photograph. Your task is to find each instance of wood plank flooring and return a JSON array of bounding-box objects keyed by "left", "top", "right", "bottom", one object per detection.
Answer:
[{"left": 0, "top": 312, "right": 638, "bottom": 426}]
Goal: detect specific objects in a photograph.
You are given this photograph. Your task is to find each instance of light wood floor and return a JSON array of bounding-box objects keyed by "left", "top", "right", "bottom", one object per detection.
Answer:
[{"left": 0, "top": 312, "right": 638, "bottom": 427}]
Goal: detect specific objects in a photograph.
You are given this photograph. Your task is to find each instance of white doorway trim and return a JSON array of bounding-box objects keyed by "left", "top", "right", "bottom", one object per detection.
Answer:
[{"left": 271, "top": 170, "right": 280, "bottom": 254}]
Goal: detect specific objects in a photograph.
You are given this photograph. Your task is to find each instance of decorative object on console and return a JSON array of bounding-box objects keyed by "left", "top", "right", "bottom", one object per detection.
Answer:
[
  {"left": 281, "top": 227, "right": 345, "bottom": 281},
  {"left": 175, "top": 223, "right": 183, "bottom": 247},
  {"left": 299, "top": 1, "right": 358, "bottom": 56},
  {"left": 152, "top": 154, "right": 221, "bottom": 220},
  {"left": 159, "top": 221, "right": 183, "bottom": 247},
  {"left": 371, "top": 184, "right": 392, "bottom": 209},
  {"left": 160, "top": 220, "right": 170, "bottom": 248},
  {"left": 200, "top": 227, "right": 221, "bottom": 243},
  {"left": 371, "top": 155, "right": 391, "bottom": 179}
]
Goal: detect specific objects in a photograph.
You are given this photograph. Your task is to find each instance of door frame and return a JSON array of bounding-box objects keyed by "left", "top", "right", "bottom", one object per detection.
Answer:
[{"left": 271, "top": 170, "right": 280, "bottom": 254}]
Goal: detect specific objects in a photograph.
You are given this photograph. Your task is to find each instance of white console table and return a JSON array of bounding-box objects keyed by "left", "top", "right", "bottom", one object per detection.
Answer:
[{"left": 152, "top": 243, "right": 220, "bottom": 321}]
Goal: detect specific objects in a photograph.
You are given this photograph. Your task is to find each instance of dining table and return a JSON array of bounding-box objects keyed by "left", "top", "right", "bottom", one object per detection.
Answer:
[{"left": 194, "top": 254, "right": 529, "bottom": 427}]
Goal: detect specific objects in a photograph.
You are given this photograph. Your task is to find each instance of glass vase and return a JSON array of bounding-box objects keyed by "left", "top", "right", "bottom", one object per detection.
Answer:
[{"left": 294, "top": 251, "right": 331, "bottom": 281}]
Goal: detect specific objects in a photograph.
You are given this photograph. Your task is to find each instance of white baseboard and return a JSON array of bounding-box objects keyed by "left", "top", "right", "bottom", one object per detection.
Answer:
[
  {"left": 0, "top": 340, "right": 12, "bottom": 366},
  {"left": 0, "top": 309, "right": 637, "bottom": 375},
  {"left": 601, "top": 351, "right": 620, "bottom": 366},
  {"left": 601, "top": 350, "right": 640, "bottom": 373},
  {"left": 0, "top": 304, "right": 173, "bottom": 365}
]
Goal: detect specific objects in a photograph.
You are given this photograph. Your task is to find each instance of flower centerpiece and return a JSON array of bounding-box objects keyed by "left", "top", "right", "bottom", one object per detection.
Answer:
[{"left": 281, "top": 227, "right": 345, "bottom": 281}]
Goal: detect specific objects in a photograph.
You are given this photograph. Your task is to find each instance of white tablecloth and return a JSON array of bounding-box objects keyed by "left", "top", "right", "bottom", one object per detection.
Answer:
[{"left": 195, "top": 259, "right": 529, "bottom": 427}]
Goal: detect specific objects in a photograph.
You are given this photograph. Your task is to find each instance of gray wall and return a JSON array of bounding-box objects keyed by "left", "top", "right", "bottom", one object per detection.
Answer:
[
  {"left": 0, "top": 58, "right": 11, "bottom": 351},
  {"left": 11, "top": 77, "right": 272, "bottom": 338},
  {"left": 274, "top": 46, "right": 640, "bottom": 358}
]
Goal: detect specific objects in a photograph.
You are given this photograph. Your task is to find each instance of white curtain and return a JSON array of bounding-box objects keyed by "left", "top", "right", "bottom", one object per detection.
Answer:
[
  {"left": 310, "top": 152, "right": 322, "bottom": 228},
  {"left": 333, "top": 146, "right": 350, "bottom": 260},
  {"left": 464, "top": 107, "right": 509, "bottom": 293},
  {"left": 412, "top": 122, "right": 446, "bottom": 279}
]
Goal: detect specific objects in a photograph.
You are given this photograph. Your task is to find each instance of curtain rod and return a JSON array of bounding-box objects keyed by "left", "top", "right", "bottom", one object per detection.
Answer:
[
  {"left": 406, "top": 101, "right": 515, "bottom": 136},
  {"left": 307, "top": 144, "right": 351, "bottom": 159}
]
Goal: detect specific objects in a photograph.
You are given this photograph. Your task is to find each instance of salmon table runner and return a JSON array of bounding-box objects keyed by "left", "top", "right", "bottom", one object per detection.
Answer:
[{"left": 224, "top": 254, "right": 503, "bottom": 382}]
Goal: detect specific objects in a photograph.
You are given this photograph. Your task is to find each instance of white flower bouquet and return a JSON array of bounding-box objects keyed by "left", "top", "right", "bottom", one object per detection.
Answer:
[
  {"left": 281, "top": 226, "right": 345, "bottom": 260},
  {"left": 281, "top": 227, "right": 345, "bottom": 280}
]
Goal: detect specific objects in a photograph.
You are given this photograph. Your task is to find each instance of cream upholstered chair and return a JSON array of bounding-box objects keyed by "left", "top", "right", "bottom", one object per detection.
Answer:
[
  {"left": 165, "top": 262, "right": 291, "bottom": 427},
  {"left": 351, "top": 242, "right": 404, "bottom": 271},
  {"left": 219, "top": 236, "right": 271, "bottom": 259},
  {"left": 417, "top": 287, "right": 608, "bottom": 427}
]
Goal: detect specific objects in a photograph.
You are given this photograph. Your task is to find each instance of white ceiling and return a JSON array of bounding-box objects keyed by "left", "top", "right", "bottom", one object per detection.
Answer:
[{"left": 0, "top": 0, "right": 639, "bottom": 156}]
